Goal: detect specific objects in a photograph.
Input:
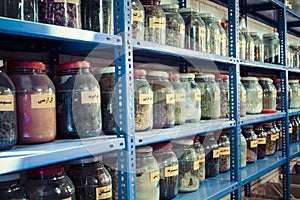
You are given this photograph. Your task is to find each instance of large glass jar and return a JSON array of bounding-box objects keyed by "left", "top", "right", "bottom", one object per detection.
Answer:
[
  {"left": 136, "top": 146, "right": 160, "bottom": 200},
  {"left": 102, "top": 151, "right": 118, "bottom": 200},
  {"left": 195, "top": 74, "right": 221, "bottom": 119},
  {"left": 240, "top": 134, "right": 247, "bottom": 168},
  {"left": 161, "top": 4, "right": 185, "bottom": 48},
  {"left": 290, "top": 44, "right": 300, "bottom": 68},
  {"left": 215, "top": 74, "right": 229, "bottom": 118},
  {"left": 180, "top": 73, "right": 201, "bottom": 123},
  {"left": 172, "top": 139, "right": 199, "bottom": 192},
  {"left": 67, "top": 157, "right": 112, "bottom": 200},
  {"left": 215, "top": 18, "right": 227, "bottom": 56},
  {"left": 147, "top": 71, "right": 175, "bottom": 128},
  {"left": 53, "top": 61, "right": 101, "bottom": 139},
  {"left": 275, "top": 120, "right": 283, "bottom": 151},
  {"left": 38, "top": 0, "right": 81, "bottom": 28},
  {"left": 263, "top": 33, "right": 280, "bottom": 64},
  {"left": 132, "top": 0, "right": 145, "bottom": 40},
  {"left": 239, "top": 30, "right": 246, "bottom": 60},
  {"left": 240, "top": 79, "right": 247, "bottom": 117},
  {"left": 274, "top": 78, "right": 292, "bottom": 110},
  {"left": 218, "top": 132, "right": 230, "bottom": 173},
  {"left": 3, "top": 0, "right": 38, "bottom": 22},
  {"left": 242, "top": 125, "right": 258, "bottom": 164},
  {"left": 263, "top": 122, "right": 277, "bottom": 156},
  {"left": 290, "top": 116, "right": 299, "bottom": 143},
  {"left": 253, "top": 124, "right": 267, "bottom": 159},
  {"left": 141, "top": 0, "right": 166, "bottom": 44},
  {"left": 250, "top": 32, "right": 264, "bottom": 62},
  {"left": 259, "top": 77, "right": 277, "bottom": 110},
  {"left": 152, "top": 142, "right": 179, "bottom": 200},
  {"left": 8, "top": 60, "right": 56, "bottom": 144},
  {"left": 289, "top": 79, "right": 300, "bottom": 109},
  {"left": 203, "top": 132, "right": 219, "bottom": 177},
  {"left": 241, "top": 77, "right": 263, "bottom": 114},
  {"left": 193, "top": 135, "right": 205, "bottom": 183},
  {"left": 0, "top": 173, "right": 29, "bottom": 200},
  {"left": 25, "top": 164, "right": 76, "bottom": 200},
  {"left": 243, "top": 31, "right": 255, "bottom": 61}
]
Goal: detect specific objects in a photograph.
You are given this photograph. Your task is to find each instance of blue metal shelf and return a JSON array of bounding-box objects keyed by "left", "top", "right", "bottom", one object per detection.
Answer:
[
  {"left": 0, "top": 136, "right": 125, "bottom": 175},
  {"left": 135, "top": 119, "right": 235, "bottom": 146},
  {"left": 288, "top": 68, "right": 300, "bottom": 73},
  {"left": 290, "top": 142, "right": 300, "bottom": 159},
  {"left": 241, "top": 112, "right": 286, "bottom": 126},
  {"left": 288, "top": 109, "right": 300, "bottom": 116},
  {"left": 240, "top": 59, "right": 286, "bottom": 71}
]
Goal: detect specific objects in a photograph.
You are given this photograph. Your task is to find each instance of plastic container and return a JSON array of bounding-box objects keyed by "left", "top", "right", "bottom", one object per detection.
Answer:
[
  {"left": 218, "top": 132, "right": 230, "bottom": 173},
  {"left": 203, "top": 132, "right": 220, "bottom": 177},
  {"left": 243, "top": 31, "right": 255, "bottom": 61},
  {"left": 240, "top": 134, "right": 247, "bottom": 168},
  {"left": 263, "top": 122, "right": 277, "bottom": 156},
  {"left": 193, "top": 135, "right": 205, "bottom": 183},
  {"left": 263, "top": 33, "right": 280, "bottom": 64},
  {"left": 8, "top": 60, "right": 56, "bottom": 144},
  {"left": 253, "top": 124, "right": 267, "bottom": 159},
  {"left": 290, "top": 116, "right": 299, "bottom": 143},
  {"left": 259, "top": 77, "right": 277, "bottom": 110},
  {"left": 0, "top": 173, "right": 29, "bottom": 200},
  {"left": 242, "top": 125, "right": 258, "bottom": 164},
  {"left": 289, "top": 79, "right": 300, "bottom": 109},
  {"left": 53, "top": 61, "right": 102, "bottom": 139},
  {"left": 216, "top": 74, "right": 229, "bottom": 118},
  {"left": 3, "top": 0, "right": 38, "bottom": 22},
  {"left": 25, "top": 164, "right": 76, "bottom": 200},
  {"left": 241, "top": 77, "right": 263, "bottom": 114},
  {"left": 132, "top": 0, "right": 145, "bottom": 40},
  {"left": 274, "top": 78, "right": 292, "bottom": 110},
  {"left": 240, "top": 79, "right": 247, "bottom": 117},
  {"left": 250, "top": 32, "right": 264, "bottom": 62}
]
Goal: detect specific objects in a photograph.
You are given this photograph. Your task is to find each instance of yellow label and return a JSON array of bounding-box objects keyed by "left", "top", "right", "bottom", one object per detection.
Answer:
[
  {"left": 250, "top": 140, "right": 258, "bottom": 148},
  {"left": 199, "top": 153, "right": 205, "bottom": 163},
  {"left": 239, "top": 40, "right": 244, "bottom": 49},
  {"left": 276, "top": 133, "right": 279, "bottom": 139},
  {"left": 289, "top": 128, "right": 293, "bottom": 134},
  {"left": 194, "top": 92, "right": 201, "bottom": 101},
  {"left": 213, "top": 150, "right": 220, "bottom": 158},
  {"left": 150, "top": 170, "right": 160, "bottom": 182},
  {"left": 81, "top": 91, "right": 101, "bottom": 104},
  {"left": 242, "top": 91, "right": 247, "bottom": 100},
  {"left": 175, "top": 93, "right": 186, "bottom": 102},
  {"left": 215, "top": 92, "right": 221, "bottom": 101},
  {"left": 279, "top": 131, "right": 282, "bottom": 138},
  {"left": 219, "top": 147, "right": 230, "bottom": 156},
  {"left": 290, "top": 91, "right": 293, "bottom": 97},
  {"left": 0, "top": 95, "right": 14, "bottom": 111},
  {"left": 133, "top": 10, "right": 144, "bottom": 23},
  {"left": 149, "top": 18, "right": 165, "bottom": 29},
  {"left": 62, "top": 198, "right": 72, "bottom": 200},
  {"left": 271, "top": 134, "right": 277, "bottom": 141},
  {"left": 298, "top": 90, "right": 300, "bottom": 97},
  {"left": 139, "top": 94, "right": 153, "bottom": 105},
  {"left": 55, "top": 0, "right": 79, "bottom": 4},
  {"left": 273, "top": 91, "right": 277, "bottom": 98},
  {"left": 96, "top": 185, "right": 112, "bottom": 200},
  {"left": 258, "top": 138, "right": 266, "bottom": 144},
  {"left": 165, "top": 165, "right": 179, "bottom": 177},
  {"left": 193, "top": 160, "right": 200, "bottom": 170},
  {"left": 180, "top": 24, "right": 185, "bottom": 35},
  {"left": 258, "top": 91, "right": 263, "bottom": 99},
  {"left": 166, "top": 94, "right": 175, "bottom": 104},
  {"left": 31, "top": 94, "right": 55, "bottom": 109},
  {"left": 199, "top": 27, "right": 206, "bottom": 38}
]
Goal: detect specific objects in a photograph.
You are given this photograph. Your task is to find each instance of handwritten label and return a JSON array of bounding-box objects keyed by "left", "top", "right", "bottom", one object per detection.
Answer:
[
  {"left": 213, "top": 150, "right": 220, "bottom": 158},
  {"left": 273, "top": 91, "right": 277, "bottom": 98},
  {"left": 250, "top": 140, "right": 258, "bottom": 148},
  {"left": 239, "top": 40, "right": 244, "bottom": 49},
  {"left": 139, "top": 94, "right": 153, "bottom": 105},
  {"left": 219, "top": 147, "right": 230, "bottom": 156},
  {"left": 193, "top": 160, "right": 200, "bottom": 170},
  {"left": 199, "top": 153, "right": 205, "bottom": 163},
  {"left": 150, "top": 170, "right": 160, "bottom": 182},
  {"left": 81, "top": 91, "right": 101, "bottom": 104},
  {"left": 180, "top": 24, "right": 185, "bottom": 35},
  {"left": 290, "top": 91, "right": 293, "bottom": 98},
  {"left": 271, "top": 134, "right": 277, "bottom": 141},
  {"left": 31, "top": 94, "right": 55, "bottom": 109},
  {"left": 0, "top": 95, "right": 14, "bottom": 111},
  {"left": 175, "top": 93, "right": 186, "bottom": 102},
  {"left": 96, "top": 185, "right": 112, "bottom": 200},
  {"left": 258, "top": 91, "right": 263, "bottom": 99},
  {"left": 289, "top": 128, "right": 293, "bottom": 134},
  {"left": 149, "top": 18, "right": 165, "bottom": 29},
  {"left": 62, "top": 198, "right": 72, "bottom": 200},
  {"left": 55, "top": 0, "right": 79, "bottom": 4},
  {"left": 165, "top": 165, "right": 178, "bottom": 177},
  {"left": 194, "top": 92, "right": 201, "bottom": 101},
  {"left": 242, "top": 91, "right": 247, "bottom": 100},
  {"left": 258, "top": 138, "right": 266, "bottom": 144},
  {"left": 133, "top": 10, "right": 144, "bottom": 23},
  {"left": 166, "top": 94, "right": 175, "bottom": 104}
]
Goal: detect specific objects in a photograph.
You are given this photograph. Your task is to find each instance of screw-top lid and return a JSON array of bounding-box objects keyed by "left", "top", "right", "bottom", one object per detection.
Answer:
[
  {"left": 215, "top": 74, "right": 229, "bottom": 80},
  {"left": 56, "top": 61, "right": 90, "bottom": 71},
  {"left": 140, "top": 0, "right": 160, "bottom": 5},
  {"left": 70, "top": 156, "right": 102, "bottom": 165},
  {"left": 169, "top": 73, "right": 180, "bottom": 80},
  {"left": 172, "top": 138, "right": 193, "bottom": 146},
  {"left": 8, "top": 60, "right": 46, "bottom": 71},
  {"left": 93, "top": 66, "right": 115, "bottom": 75},
  {"left": 198, "top": 13, "right": 214, "bottom": 18},
  {"left": 160, "top": 4, "right": 179, "bottom": 10},
  {"left": 273, "top": 78, "right": 281, "bottom": 83},
  {"left": 180, "top": 73, "right": 195, "bottom": 79},
  {"left": 136, "top": 146, "right": 153, "bottom": 153},
  {"left": 147, "top": 70, "right": 168, "bottom": 78},
  {"left": 151, "top": 141, "right": 173, "bottom": 150},
  {"left": 27, "top": 164, "right": 65, "bottom": 177},
  {"left": 134, "top": 69, "right": 147, "bottom": 77},
  {"left": 0, "top": 173, "right": 20, "bottom": 182},
  {"left": 241, "top": 77, "right": 258, "bottom": 81}
]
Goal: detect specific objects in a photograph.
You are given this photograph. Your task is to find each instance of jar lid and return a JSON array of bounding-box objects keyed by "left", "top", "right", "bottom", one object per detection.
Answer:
[
  {"left": 198, "top": 13, "right": 214, "bottom": 18},
  {"left": 169, "top": 73, "right": 180, "bottom": 80},
  {"left": 289, "top": 79, "right": 299, "bottom": 83},
  {"left": 0, "top": 173, "right": 20, "bottom": 182},
  {"left": 140, "top": 0, "right": 160, "bottom": 5},
  {"left": 215, "top": 74, "right": 229, "bottom": 80},
  {"left": 259, "top": 77, "right": 273, "bottom": 83},
  {"left": 56, "top": 61, "right": 90, "bottom": 71},
  {"left": 136, "top": 146, "right": 153, "bottom": 153},
  {"left": 93, "top": 66, "right": 115, "bottom": 74},
  {"left": 147, "top": 70, "right": 168, "bottom": 78},
  {"left": 172, "top": 138, "right": 193, "bottom": 146},
  {"left": 70, "top": 156, "right": 101, "bottom": 165},
  {"left": 152, "top": 141, "right": 173, "bottom": 150},
  {"left": 273, "top": 78, "right": 281, "bottom": 83},
  {"left": 27, "top": 164, "right": 65, "bottom": 177},
  {"left": 160, "top": 4, "right": 179, "bottom": 10},
  {"left": 241, "top": 77, "right": 258, "bottom": 81},
  {"left": 134, "top": 69, "right": 147, "bottom": 77},
  {"left": 261, "top": 109, "right": 277, "bottom": 114},
  {"left": 8, "top": 60, "right": 46, "bottom": 71},
  {"left": 180, "top": 73, "right": 195, "bottom": 79},
  {"left": 263, "top": 32, "right": 278, "bottom": 38}
]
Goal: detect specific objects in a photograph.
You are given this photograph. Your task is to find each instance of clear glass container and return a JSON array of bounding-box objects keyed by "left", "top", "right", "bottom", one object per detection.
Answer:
[
  {"left": 215, "top": 74, "right": 229, "bottom": 118},
  {"left": 263, "top": 122, "right": 277, "bottom": 156},
  {"left": 242, "top": 125, "right": 258, "bottom": 163},
  {"left": 289, "top": 79, "right": 300, "bottom": 109},
  {"left": 25, "top": 164, "right": 76, "bottom": 200},
  {"left": 239, "top": 30, "right": 246, "bottom": 60},
  {"left": 67, "top": 157, "right": 112, "bottom": 200},
  {"left": 141, "top": 0, "right": 166, "bottom": 44},
  {"left": 136, "top": 146, "right": 160, "bottom": 200},
  {"left": 3, "top": 0, "right": 38, "bottom": 22},
  {"left": 243, "top": 31, "right": 255, "bottom": 61},
  {"left": 203, "top": 132, "right": 219, "bottom": 177},
  {"left": 272, "top": 121, "right": 280, "bottom": 151},
  {"left": 102, "top": 151, "right": 118, "bottom": 200},
  {"left": 240, "top": 133, "right": 247, "bottom": 168},
  {"left": 53, "top": 61, "right": 102, "bottom": 139},
  {"left": 193, "top": 135, "right": 205, "bottom": 183},
  {"left": 215, "top": 18, "right": 227, "bottom": 56},
  {"left": 275, "top": 120, "right": 283, "bottom": 151},
  {"left": 287, "top": 45, "right": 294, "bottom": 68},
  {"left": 152, "top": 142, "right": 179, "bottom": 200},
  {"left": 39, "top": 0, "right": 81, "bottom": 28},
  {"left": 132, "top": 0, "right": 145, "bottom": 40},
  {"left": 195, "top": 74, "right": 221, "bottom": 119},
  {"left": 290, "top": 116, "right": 299, "bottom": 143},
  {"left": 0, "top": 173, "right": 29, "bottom": 200},
  {"left": 240, "top": 79, "right": 247, "bottom": 117},
  {"left": 241, "top": 77, "right": 263, "bottom": 114},
  {"left": 180, "top": 73, "right": 201, "bottom": 123},
  {"left": 290, "top": 44, "right": 300, "bottom": 68},
  {"left": 274, "top": 78, "right": 292, "bottom": 110},
  {"left": 218, "top": 132, "right": 230, "bottom": 173},
  {"left": 263, "top": 33, "right": 280, "bottom": 64},
  {"left": 259, "top": 77, "right": 277, "bottom": 110},
  {"left": 250, "top": 32, "right": 264, "bottom": 62},
  {"left": 8, "top": 60, "right": 56, "bottom": 144},
  {"left": 253, "top": 124, "right": 267, "bottom": 159}
]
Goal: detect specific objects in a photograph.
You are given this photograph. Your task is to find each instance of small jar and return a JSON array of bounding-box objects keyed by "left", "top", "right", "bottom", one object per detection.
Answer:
[
  {"left": 38, "top": 0, "right": 81, "bottom": 28},
  {"left": 141, "top": 0, "right": 166, "bottom": 44},
  {"left": 147, "top": 71, "right": 175, "bottom": 129},
  {"left": 152, "top": 142, "right": 179, "bottom": 200},
  {"left": 243, "top": 31, "right": 255, "bottom": 61},
  {"left": 8, "top": 60, "right": 56, "bottom": 144},
  {"left": 290, "top": 116, "right": 299, "bottom": 143},
  {"left": 215, "top": 18, "right": 227, "bottom": 56},
  {"left": 195, "top": 74, "right": 221, "bottom": 119},
  {"left": 240, "top": 133, "right": 247, "bottom": 168},
  {"left": 67, "top": 157, "right": 112, "bottom": 200},
  {"left": 239, "top": 30, "right": 246, "bottom": 60},
  {"left": 259, "top": 77, "right": 277, "bottom": 110},
  {"left": 193, "top": 135, "right": 205, "bottom": 183},
  {"left": 240, "top": 79, "right": 247, "bottom": 117},
  {"left": 250, "top": 32, "right": 264, "bottom": 62},
  {"left": 289, "top": 80, "right": 300, "bottom": 109},
  {"left": 102, "top": 152, "right": 118, "bottom": 200},
  {"left": 215, "top": 74, "right": 229, "bottom": 118},
  {"left": 241, "top": 77, "right": 263, "bottom": 114},
  {"left": 3, "top": 0, "right": 38, "bottom": 22},
  {"left": 290, "top": 44, "right": 300, "bottom": 68},
  {"left": 180, "top": 73, "right": 201, "bottom": 123},
  {"left": 263, "top": 122, "right": 277, "bottom": 156},
  {"left": 203, "top": 133, "right": 219, "bottom": 177},
  {"left": 172, "top": 139, "right": 199, "bottom": 192},
  {"left": 275, "top": 120, "right": 283, "bottom": 150},
  {"left": 0, "top": 173, "right": 29, "bottom": 200},
  {"left": 169, "top": 73, "right": 186, "bottom": 125},
  {"left": 272, "top": 121, "right": 281, "bottom": 151},
  {"left": 274, "top": 78, "right": 292, "bottom": 110},
  {"left": 218, "top": 132, "right": 230, "bottom": 173},
  {"left": 242, "top": 125, "right": 258, "bottom": 163},
  {"left": 25, "top": 164, "right": 76, "bottom": 199},
  {"left": 132, "top": 0, "right": 145, "bottom": 40},
  {"left": 253, "top": 124, "right": 267, "bottom": 159},
  {"left": 53, "top": 61, "right": 101, "bottom": 139},
  {"left": 263, "top": 33, "right": 280, "bottom": 64},
  {"left": 136, "top": 146, "right": 160, "bottom": 200}
]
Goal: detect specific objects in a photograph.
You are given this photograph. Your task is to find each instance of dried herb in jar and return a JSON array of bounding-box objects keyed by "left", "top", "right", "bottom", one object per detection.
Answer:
[
  {"left": 253, "top": 124, "right": 267, "bottom": 159},
  {"left": 218, "top": 131, "right": 230, "bottom": 173},
  {"left": 132, "top": 0, "right": 145, "bottom": 40},
  {"left": 242, "top": 125, "right": 258, "bottom": 164},
  {"left": 203, "top": 133, "right": 219, "bottom": 178}
]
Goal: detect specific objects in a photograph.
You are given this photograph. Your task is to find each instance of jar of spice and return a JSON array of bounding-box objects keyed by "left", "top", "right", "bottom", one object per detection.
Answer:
[
  {"left": 240, "top": 133, "right": 247, "bottom": 168},
  {"left": 263, "top": 33, "right": 280, "bottom": 64},
  {"left": 102, "top": 151, "right": 118, "bottom": 200},
  {"left": 215, "top": 74, "right": 229, "bottom": 118},
  {"left": 3, "top": 0, "right": 38, "bottom": 22},
  {"left": 259, "top": 77, "right": 277, "bottom": 110},
  {"left": 272, "top": 121, "right": 281, "bottom": 151},
  {"left": 25, "top": 164, "right": 76, "bottom": 199},
  {"left": 0, "top": 173, "right": 29, "bottom": 200},
  {"left": 215, "top": 18, "right": 227, "bottom": 56},
  {"left": 195, "top": 74, "right": 221, "bottom": 119},
  {"left": 67, "top": 156, "right": 112, "bottom": 200},
  {"left": 289, "top": 80, "right": 300, "bottom": 109},
  {"left": 240, "top": 79, "right": 247, "bottom": 117},
  {"left": 239, "top": 30, "right": 246, "bottom": 60},
  {"left": 275, "top": 120, "right": 283, "bottom": 150},
  {"left": 152, "top": 142, "right": 179, "bottom": 200},
  {"left": 274, "top": 78, "right": 292, "bottom": 110},
  {"left": 242, "top": 125, "right": 258, "bottom": 164},
  {"left": 290, "top": 116, "right": 299, "bottom": 143},
  {"left": 53, "top": 61, "right": 102, "bottom": 139},
  {"left": 203, "top": 132, "right": 220, "bottom": 177},
  {"left": 253, "top": 124, "right": 267, "bottom": 159},
  {"left": 263, "top": 122, "right": 277, "bottom": 156},
  {"left": 193, "top": 135, "right": 205, "bottom": 183},
  {"left": 147, "top": 71, "right": 175, "bottom": 129},
  {"left": 8, "top": 60, "right": 56, "bottom": 144},
  {"left": 218, "top": 131, "right": 230, "bottom": 173},
  {"left": 132, "top": 0, "right": 145, "bottom": 40},
  {"left": 136, "top": 146, "right": 160, "bottom": 200},
  {"left": 290, "top": 44, "right": 300, "bottom": 68},
  {"left": 250, "top": 32, "right": 264, "bottom": 62},
  {"left": 241, "top": 77, "right": 263, "bottom": 114},
  {"left": 180, "top": 73, "right": 201, "bottom": 123},
  {"left": 243, "top": 31, "right": 255, "bottom": 61}
]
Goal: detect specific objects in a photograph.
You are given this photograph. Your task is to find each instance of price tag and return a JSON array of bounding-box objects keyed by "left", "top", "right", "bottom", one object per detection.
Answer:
[
  {"left": 166, "top": 94, "right": 175, "bottom": 104},
  {"left": 150, "top": 170, "right": 160, "bottom": 182},
  {"left": 213, "top": 149, "right": 220, "bottom": 158},
  {"left": 149, "top": 18, "right": 165, "bottom": 29},
  {"left": 194, "top": 92, "right": 201, "bottom": 101},
  {"left": 198, "top": 153, "right": 205, "bottom": 163},
  {"left": 242, "top": 91, "right": 247, "bottom": 100},
  {"left": 257, "top": 138, "right": 266, "bottom": 144},
  {"left": 258, "top": 91, "right": 263, "bottom": 99},
  {"left": 139, "top": 94, "right": 153, "bottom": 105},
  {"left": 271, "top": 134, "right": 277, "bottom": 141},
  {"left": 31, "top": 94, "right": 55, "bottom": 109},
  {"left": 96, "top": 185, "right": 112, "bottom": 200},
  {"left": 133, "top": 10, "right": 144, "bottom": 23},
  {"left": 193, "top": 160, "right": 200, "bottom": 170},
  {"left": 219, "top": 147, "right": 230, "bottom": 156},
  {"left": 180, "top": 24, "right": 185, "bottom": 35},
  {"left": 175, "top": 93, "right": 186, "bottom": 102},
  {"left": 0, "top": 95, "right": 14, "bottom": 111},
  {"left": 81, "top": 91, "right": 101, "bottom": 104},
  {"left": 165, "top": 165, "right": 178, "bottom": 177},
  {"left": 250, "top": 140, "right": 258, "bottom": 148}
]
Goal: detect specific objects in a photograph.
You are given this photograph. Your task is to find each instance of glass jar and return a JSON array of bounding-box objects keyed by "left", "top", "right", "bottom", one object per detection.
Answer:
[
  {"left": 81, "top": 0, "right": 114, "bottom": 34},
  {"left": 134, "top": 69, "right": 153, "bottom": 132},
  {"left": 161, "top": 4, "right": 185, "bottom": 48},
  {"left": 0, "top": 173, "right": 29, "bottom": 200},
  {"left": 218, "top": 132, "right": 230, "bottom": 173},
  {"left": 38, "top": 0, "right": 81, "bottom": 28},
  {"left": 67, "top": 157, "right": 112, "bottom": 200},
  {"left": 152, "top": 142, "right": 179, "bottom": 200},
  {"left": 8, "top": 60, "right": 56, "bottom": 144},
  {"left": 290, "top": 44, "right": 300, "bottom": 68},
  {"left": 239, "top": 30, "right": 246, "bottom": 60},
  {"left": 195, "top": 74, "right": 221, "bottom": 119},
  {"left": 263, "top": 33, "right": 280, "bottom": 64},
  {"left": 289, "top": 79, "right": 300, "bottom": 109},
  {"left": 241, "top": 77, "right": 263, "bottom": 114},
  {"left": 272, "top": 121, "right": 281, "bottom": 151},
  {"left": 250, "top": 32, "right": 264, "bottom": 62},
  {"left": 180, "top": 73, "right": 201, "bottom": 123},
  {"left": 141, "top": 0, "right": 166, "bottom": 44},
  {"left": 275, "top": 120, "right": 283, "bottom": 151},
  {"left": 240, "top": 133, "right": 247, "bottom": 168},
  {"left": 179, "top": 8, "right": 206, "bottom": 52},
  {"left": 102, "top": 151, "right": 118, "bottom": 200},
  {"left": 296, "top": 115, "right": 300, "bottom": 142},
  {"left": 53, "top": 61, "right": 101, "bottom": 139},
  {"left": 203, "top": 132, "right": 219, "bottom": 177},
  {"left": 147, "top": 71, "right": 175, "bottom": 128},
  {"left": 253, "top": 124, "right": 267, "bottom": 159},
  {"left": 243, "top": 31, "right": 255, "bottom": 61},
  {"left": 240, "top": 79, "right": 247, "bottom": 117},
  {"left": 263, "top": 122, "right": 277, "bottom": 156},
  {"left": 274, "top": 78, "right": 292, "bottom": 110},
  {"left": 172, "top": 139, "right": 199, "bottom": 192},
  {"left": 242, "top": 125, "right": 258, "bottom": 163},
  {"left": 215, "top": 74, "right": 229, "bottom": 118},
  {"left": 193, "top": 135, "right": 205, "bottom": 183},
  {"left": 259, "top": 77, "right": 277, "bottom": 110},
  {"left": 290, "top": 116, "right": 299, "bottom": 143},
  {"left": 215, "top": 18, "right": 227, "bottom": 56},
  {"left": 3, "top": 0, "right": 38, "bottom": 22},
  {"left": 25, "top": 164, "right": 76, "bottom": 200},
  {"left": 287, "top": 45, "right": 294, "bottom": 68},
  {"left": 136, "top": 146, "right": 160, "bottom": 200},
  {"left": 132, "top": 0, "right": 145, "bottom": 40},
  {"left": 169, "top": 73, "right": 186, "bottom": 125}
]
